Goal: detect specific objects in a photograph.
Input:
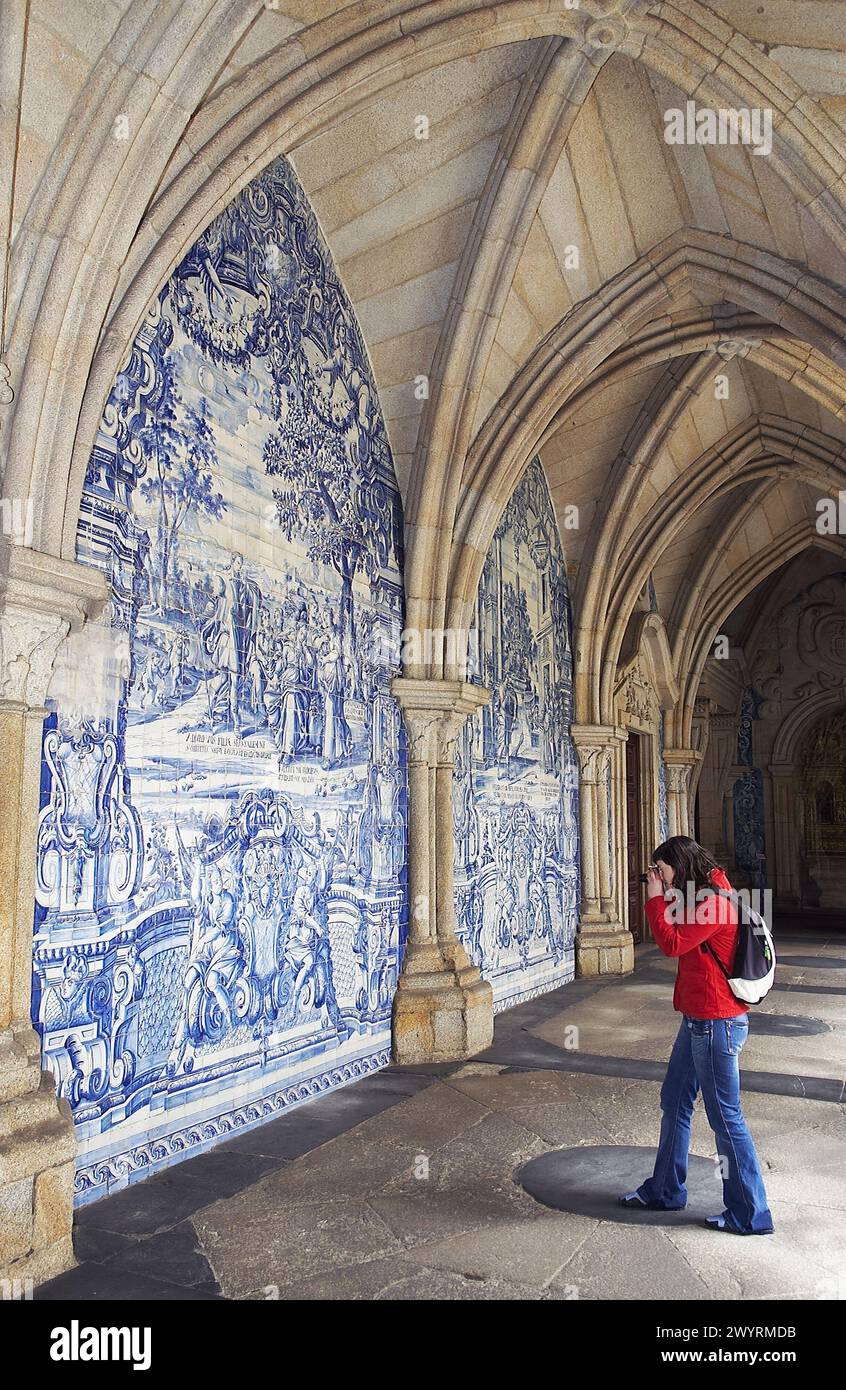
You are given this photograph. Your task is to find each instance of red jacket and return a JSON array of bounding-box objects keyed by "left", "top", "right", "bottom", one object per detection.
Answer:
[{"left": 644, "top": 867, "right": 747, "bottom": 1019}]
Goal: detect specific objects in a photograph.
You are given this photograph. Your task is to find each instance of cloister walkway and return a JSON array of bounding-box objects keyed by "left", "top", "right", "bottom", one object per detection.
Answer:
[{"left": 37, "top": 927, "right": 846, "bottom": 1302}]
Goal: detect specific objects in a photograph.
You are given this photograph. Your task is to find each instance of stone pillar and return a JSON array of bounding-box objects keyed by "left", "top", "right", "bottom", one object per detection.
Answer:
[
  {"left": 689, "top": 699, "right": 712, "bottom": 808},
  {"left": 769, "top": 761, "right": 799, "bottom": 907},
  {"left": 571, "top": 724, "right": 633, "bottom": 977},
  {"left": 663, "top": 749, "right": 701, "bottom": 837},
  {"left": 0, "top": 547, "right": 108, "bottom": 1286},
  {"left": 390, "top": 678, "right": 493, "bottom": 1063}
]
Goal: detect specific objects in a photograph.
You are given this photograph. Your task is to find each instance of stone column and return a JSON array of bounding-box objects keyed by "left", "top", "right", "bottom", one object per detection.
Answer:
[
  {"left": 571, "top": 724, "right": 633, "bottom": 977},
  {"left": 390, "top": 678, "right": 493, "bottom": 1063},
  {"left": 689, "top": 699, "right": 712, "bottom": 808},
  {"left": 0, "top": 547, "right": 108, "bottom": 1286},
  {"left": 769, "top": 761, "right": 799, "bottom": 907},
  {"left": 663, "top": 749, "right": 701, "bottom": 837}
]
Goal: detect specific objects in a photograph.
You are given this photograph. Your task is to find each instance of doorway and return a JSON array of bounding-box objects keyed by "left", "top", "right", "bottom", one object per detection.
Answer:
[{"left": 626, "top": 732, "right": 645, "bottom": 944}]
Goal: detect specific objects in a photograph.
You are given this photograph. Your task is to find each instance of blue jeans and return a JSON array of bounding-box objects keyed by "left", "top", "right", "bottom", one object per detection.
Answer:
[{"left": 637, "top": 1014, "right": 775, "bottom": 1233}]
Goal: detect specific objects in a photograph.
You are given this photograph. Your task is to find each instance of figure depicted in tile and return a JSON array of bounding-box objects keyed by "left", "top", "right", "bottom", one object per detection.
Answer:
[
  {"left": 32, "top": 157, "right": 408, "bottom": 1205},
  {"left": 454, "top": 458, "right": 579, "bottom": 1010}
]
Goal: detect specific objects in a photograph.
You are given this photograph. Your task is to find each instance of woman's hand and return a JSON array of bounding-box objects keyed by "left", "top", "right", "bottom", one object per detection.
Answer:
[{"left": 645, "top": 867, "right": 664, "bottom": 900}]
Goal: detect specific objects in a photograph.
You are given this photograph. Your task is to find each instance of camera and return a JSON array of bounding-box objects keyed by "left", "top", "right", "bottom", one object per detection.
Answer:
[{"left": 639, "top": 864, "right": 659, "bottom": 884}]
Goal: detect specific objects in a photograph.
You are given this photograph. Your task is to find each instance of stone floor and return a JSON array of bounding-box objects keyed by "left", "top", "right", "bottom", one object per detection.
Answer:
[{"left": 37, "top": 926, "right": 846, "bottom": 1301}]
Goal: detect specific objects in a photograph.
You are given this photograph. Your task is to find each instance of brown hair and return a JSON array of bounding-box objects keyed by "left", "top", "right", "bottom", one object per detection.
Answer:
[{"left": 652, "top": 835, "right": 724, "bottom": 891}]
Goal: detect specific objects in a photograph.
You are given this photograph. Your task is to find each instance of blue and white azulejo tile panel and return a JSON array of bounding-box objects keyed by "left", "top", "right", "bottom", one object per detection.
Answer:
[
  {"left": 31, "top": 156, "right": 408, "bottom": 1204},
  {"left": 453, "top": 457, "right": 579, "bottom": 1012}
]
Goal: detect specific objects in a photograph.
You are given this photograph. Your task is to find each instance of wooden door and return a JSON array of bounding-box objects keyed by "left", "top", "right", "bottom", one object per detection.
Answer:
[{"left": 625, "top": 732, "right": 645, "bottom": 944}]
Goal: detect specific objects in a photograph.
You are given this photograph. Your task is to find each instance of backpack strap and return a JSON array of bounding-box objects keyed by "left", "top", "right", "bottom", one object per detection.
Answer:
[
  {"left": 703, "top": 940, "right": 733, "bottom": 979},
  {"left": 697, "top": 886, "right": 736, "bottom": 979}
]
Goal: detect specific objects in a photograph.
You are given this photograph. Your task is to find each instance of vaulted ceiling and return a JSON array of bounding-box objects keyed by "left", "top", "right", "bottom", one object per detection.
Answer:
[{"left": 4, "top": 0, "right": 846, "bottom": 714}]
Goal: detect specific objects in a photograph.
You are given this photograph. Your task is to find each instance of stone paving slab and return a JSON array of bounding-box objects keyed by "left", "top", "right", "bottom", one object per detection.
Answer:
[
  {"left": 256, "top": 1253, "right": 574, "bottom": 1301},
  {"left": 367, "top": 1173, "right": 566, "bottom": 1250},
  {"left": 386, "top": 1206, "right": 598, "bottom": 1287},
  {"left": 663, "top": 1200, "right": 845, "bottom": 1301},
  {"left": 548, "top": 1222, "right": 713, "bottom": 1301},
  {"left": 188, "top": 1067, "right": 845, "bottom": 1300}
]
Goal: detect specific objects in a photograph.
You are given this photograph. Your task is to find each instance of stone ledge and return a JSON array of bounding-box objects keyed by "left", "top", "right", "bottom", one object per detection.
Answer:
[
  {"left": 0, "top": 1077, "right": 75, "bottom": 1188},
  {"left": 576, "top": 929, "right": 635, "bottom": 977},
  {"left": 0, "top": 1024, "right": 43, "bottom": 1106}
]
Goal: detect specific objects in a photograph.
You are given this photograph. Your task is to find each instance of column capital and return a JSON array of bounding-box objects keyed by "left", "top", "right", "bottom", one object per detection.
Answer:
[
  {"left": 662, "top": 747, "right": 702, "bottom": 767},
  {"left": 570, "top": 722, "right": 627, "bottom": 745},
  {"left": 0, "top": 548, "right": 109, "bottom": 712},
  {"left": 571, "top": 723, "right": 626, "bottom": 782},
  {"left": 391, "top": 677, "right": 491, "bottom": 764},
  {"left": 391, "top": 676, "right": 491, "bottom": 717}
]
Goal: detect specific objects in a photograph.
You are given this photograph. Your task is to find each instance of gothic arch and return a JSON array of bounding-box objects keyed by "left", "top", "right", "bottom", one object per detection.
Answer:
[
  {"left": 680, "top": 527, "right": 846, "bottom": 749},
  {"left": 443, "top": 240, "right": 846, "bottom": 682},
  {"left": 597, "top": 420, "right": 846, "bottom": 719},
  {"left": 773, "top": 690, "right": 846, "bottom": 767},
  {"left": 6, "top": 0, "right": 846, "bottom": 582},
  {"left": 637, "top": 613, "right": 678, "bottom": 711}
]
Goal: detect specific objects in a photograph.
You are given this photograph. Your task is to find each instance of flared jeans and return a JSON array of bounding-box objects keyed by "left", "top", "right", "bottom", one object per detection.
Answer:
[{"left": 636, "top": 1014, "right": 775, "bottom": 1233}]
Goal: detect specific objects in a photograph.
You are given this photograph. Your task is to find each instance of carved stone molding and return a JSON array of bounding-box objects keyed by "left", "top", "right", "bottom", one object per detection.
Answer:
[
  {"left": 621, "top": 663, "right": 655, "bottom": 724},
  {"left": 584, "top": 16, "right": 629, "bottom": 51},
  {"left": 666, "top": 762, "right": 691, "bottom": 795},
  {"left": 571, "top": 724, "right": 624, "bottom": 783},
  {"left": 709, "top": 337, "right": 763, "bottom": 362},
  {"left": 0, "top": 608, "right": 68, "bottom": 710},
  {"left": 574, "top": 743, "right": 612, "bottom": 784},
  {"left": 581, "top": 0, "right": 649, "bottom": 52},
  {"left": 0, "top": 548, "right": 109, "bottom": 713},
  {"left": 399, "top": 710, "right": 440, "bottom": 763},
  {"left": 391, "top": 677, "right": 491, "bottom": 766}
]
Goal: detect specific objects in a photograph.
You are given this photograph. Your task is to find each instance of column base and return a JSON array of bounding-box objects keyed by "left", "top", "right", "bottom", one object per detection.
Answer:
[
  {"left": 0, "top": 1025, "right": 77, "bottom": 1287},
  {"left": 392, "top": 940, "right": 494, "bottom": 1063},
  {"left": 576, "top": 926, "right": 635, "bottom": 977}
]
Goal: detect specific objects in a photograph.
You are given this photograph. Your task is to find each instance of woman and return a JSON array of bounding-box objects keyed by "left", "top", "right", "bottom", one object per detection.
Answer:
[
  {"left": 318, "top": 621, "right": 352, "bottom": 768},
  {"left": 620, "top": 835, "right": 774, "bottom": 1235}
]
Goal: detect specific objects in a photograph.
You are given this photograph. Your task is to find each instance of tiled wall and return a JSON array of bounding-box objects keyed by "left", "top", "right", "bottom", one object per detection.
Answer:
[
  {"left": 733, "top": 687, "right": 767, "bottom": 889},
  {"left": 658, "top": 708, "right": 669, "bottom": 844},
  {"left": 32, "top": 156, "right": 408, "bottom": 1204},
  {"left": 454, "top": 458, "right": 579, "bottom": 1011}
]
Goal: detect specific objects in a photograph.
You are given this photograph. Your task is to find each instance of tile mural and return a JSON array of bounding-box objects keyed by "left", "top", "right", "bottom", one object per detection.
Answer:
[
  {"left": 454, "top": 458, "right": 579, "bottom": 1011},
  {"left": 31, "top": 156, "right": 408, "bottom": 1204},
  {"left": 734, "top": 686, "right": 767, "bottom": 888},
  {"left": 658, "top": 707, "right": 669, "bottom": 843}
]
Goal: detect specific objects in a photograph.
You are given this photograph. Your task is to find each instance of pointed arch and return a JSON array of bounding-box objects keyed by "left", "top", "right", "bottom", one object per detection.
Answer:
[
  {"left": 442, "top": 234, "right": 846, "bottom": 675},
  {"left": 6, "top": 0, "right": 846, "bottom": 587}
]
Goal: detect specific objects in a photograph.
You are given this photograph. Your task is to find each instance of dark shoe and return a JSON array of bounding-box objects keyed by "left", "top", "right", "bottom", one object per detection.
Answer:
[
  {"left": 619, "top": 1191, "right": 685, "bottom": 1211},
  {"left": 703, "top": 1212, "right": 774, "bottom": 1235}
]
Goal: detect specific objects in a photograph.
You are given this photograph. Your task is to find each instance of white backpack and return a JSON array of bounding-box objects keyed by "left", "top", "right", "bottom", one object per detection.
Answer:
[{"left": 703, "top": 887, "right": 776, "bottom": 1005}]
